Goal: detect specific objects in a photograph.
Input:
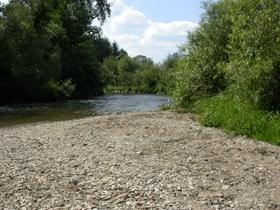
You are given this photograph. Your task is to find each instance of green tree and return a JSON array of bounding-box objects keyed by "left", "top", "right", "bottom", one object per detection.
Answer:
[
  {"left": 174, "top": 0, "right": 280, "bottom": 113},
  {"left": 0, "top": 0, "right": 112, "bottom": 103},
  {"left": 99, "top": 56, "right": 118, "bottom": 86},
  {"left": 157, "top": 53, "right": 179, "bottom": 94},
  {"left": 117, "top": 55, "right": 137, "bottom": 86},
  {"left": 226, "top": 0, "right": 280, "bottom": 110},
  {"left": 1, "top": 0, "right": 62, "bottom": 101},
  {"left": 135, "top": 66, "right": 159, "bottom": 93},
  {"left": 174, "top": 0, "right": 233, "bottom": 107},
  {"left": 56, "top": 0, "right": 111, "bottom": 97},
  {"left": 111, "top": 41, "right": 120, "bottom": 58}
]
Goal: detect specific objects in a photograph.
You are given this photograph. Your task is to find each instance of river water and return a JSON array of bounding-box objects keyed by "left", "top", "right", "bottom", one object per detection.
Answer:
[{"left": 0, "top": 94, "right": 170, "bottom": 127}]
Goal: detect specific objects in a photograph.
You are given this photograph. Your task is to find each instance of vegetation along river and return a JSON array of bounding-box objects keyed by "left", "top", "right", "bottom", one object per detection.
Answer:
[{"left": 0, "top": 94, "right": 170, "bottom": 127}]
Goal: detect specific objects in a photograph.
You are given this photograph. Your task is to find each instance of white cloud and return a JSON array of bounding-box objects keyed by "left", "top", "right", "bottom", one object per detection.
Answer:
[
  {"left": 106, "top": 8, "right": 147, "bottom": 35},
  {"left": 142, "top": 21, "right": 198, "bottom": 43},
  {"left": 102, "top": 0, "right": 198, "bottom": 62},
  {"left": 0, "top": 0, "right": 8, "bottom": 4}
]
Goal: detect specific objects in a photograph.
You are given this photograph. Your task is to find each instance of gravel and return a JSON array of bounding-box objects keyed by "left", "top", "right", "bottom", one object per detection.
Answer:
[{"left": 0, "top": 111, "right": 280, "bottom": 209}]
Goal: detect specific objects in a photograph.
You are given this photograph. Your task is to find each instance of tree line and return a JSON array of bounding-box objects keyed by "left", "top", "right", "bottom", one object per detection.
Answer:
[
  {"left": 2, "top": 0, "right": 279, "bottom": 116},
  {"left": 99, "top": 46, "right": 178, "bottom": 95}
]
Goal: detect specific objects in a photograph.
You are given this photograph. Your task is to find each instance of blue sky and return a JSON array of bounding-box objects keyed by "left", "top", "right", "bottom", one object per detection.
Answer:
[{"left": 123, "top": 0, "right": 204, "bottom": 23}]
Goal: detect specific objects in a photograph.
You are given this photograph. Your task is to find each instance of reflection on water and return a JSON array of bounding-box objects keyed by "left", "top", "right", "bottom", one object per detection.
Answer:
[{"left": 0, "top": 94, "right": 170, "bottom": 127}]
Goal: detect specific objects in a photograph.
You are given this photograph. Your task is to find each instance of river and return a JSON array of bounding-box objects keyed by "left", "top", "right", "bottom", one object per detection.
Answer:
[{"left": 0, "top": 94, "right": 170, "bottom": 127}]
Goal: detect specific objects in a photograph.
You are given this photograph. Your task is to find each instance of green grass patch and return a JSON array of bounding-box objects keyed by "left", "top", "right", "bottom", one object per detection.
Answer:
[{"left": 191, "top": 95, "right": 280, "bottom": 146}]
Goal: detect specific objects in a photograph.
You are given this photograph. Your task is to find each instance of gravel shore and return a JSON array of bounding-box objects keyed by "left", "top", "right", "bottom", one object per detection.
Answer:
[{"left": 0, "top": 111, "right": 279, "bottom": 209}]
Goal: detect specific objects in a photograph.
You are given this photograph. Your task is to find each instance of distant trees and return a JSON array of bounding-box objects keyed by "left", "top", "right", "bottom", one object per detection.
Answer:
[
  {"left": 99, "top": 50, "right": 178, "bottom": 95},
  {"left": 0, "top": 0, "right": 111, "bottom": 103},
  {"left": 174, "top": 0, "right": 280, "bottom": 111},
  {"left": 157, "top": 53, "right": 180, "bottom": 95}
]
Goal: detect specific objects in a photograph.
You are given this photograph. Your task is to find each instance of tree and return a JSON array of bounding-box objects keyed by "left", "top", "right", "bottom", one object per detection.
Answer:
[
  {"left": 112, "top": 41, "right": 120, "bottom": 58},
  {"left": 173, "top": 0, "right": 280, "bottom": 112},
  {"left": 157, "top": 53, "right": 179, "bottom": 94},
  {"left": 0, "top": 0, "right": 62, "bottom": 101},
  {"left": 99, "top": 56, "right": 118, "bottom": 86},
  {"left": 226, "top": 0, "right": 280, "bottom": 110},
  {"left": 55, "top": 0, "right": 111, "bottom": 97},
  {"left": 133, "top": 55, "right": 153, "bottom": 66},
  {"left": 117, "top": 55, "right": 137, "bottom": 86},
  {"left": 0, "top": 0, "right": 112, "bottom": 103},
  {"left": 174, "top": 0, "right": 233, "bottom": 107}
]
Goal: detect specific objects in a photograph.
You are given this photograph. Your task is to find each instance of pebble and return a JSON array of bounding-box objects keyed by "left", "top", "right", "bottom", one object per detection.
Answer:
[{"left": 0, "top": 112, "right": 279, "bottom": 209}]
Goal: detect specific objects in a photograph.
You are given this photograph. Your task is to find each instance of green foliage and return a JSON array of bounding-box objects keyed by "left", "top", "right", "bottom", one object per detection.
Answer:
[
  {"left": 156, "top": 54, "right": 179, "bottom": 95},
  {"left": 174, "top": 0, "right": 232, "bottom": 107},
  {"left": 193, "top": 95, "right": 280, "bottom": 146},
  {"left": 100, "top": 51, "right": 179, "bottom": 95},
  {"left": 0, "top": 0, "right": 111, "bottom": 103},
  {"left": 194, "top": 95, "right": 268, "bottom": 136},
  {"left": 111, "top": 41, "right": 120, "bottom": 58},
  {"left": 256, "top": 118, "right": 280, "bottom": 145},
  {"left": 46, "top": 79, "right": 75, "bottom": 99},
  {"left": 0, "top": 0, "right": 174, "bottom": 102},
  {"left": 100, "top": 52, "right": 168, "bottom": 94},
  {"left": 99, "top": 56, "right": 119, "bottom": 86},
  {"left": 174, "top": 0, "right": 280, "bottom": 111},
  {"left": 0, "top": 0, "right": 62, "bottom": 101},
  {"left": 135, "top": 66, "right": 159, "bottom": 93},
  {"left": 226, "top": 0, "right": 280, "bottom": 110},
  {"left": 173, "top": 0, "right": 280, "bottom": 144}
]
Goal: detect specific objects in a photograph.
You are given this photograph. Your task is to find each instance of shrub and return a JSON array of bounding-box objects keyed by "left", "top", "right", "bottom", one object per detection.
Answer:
[
  {"left": 193, "top": 94, "right": 280, "bottom": 145},
  {"left": 174, "top": 0, "right": 233, "bottom": 107},
  {"left": 46, "top": 79, "right": 75, "bottom": 99},
  {"left": 226, "top": 0, "right": 280, "bottom": 111}
]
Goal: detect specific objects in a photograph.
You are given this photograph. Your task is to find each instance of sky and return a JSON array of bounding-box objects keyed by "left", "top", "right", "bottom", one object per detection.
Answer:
[
  {"left": 0, "top": 0, "right": 205, "bottom": 62},
  {"left": 102, "top": 0, "right": 203, "bottom": 62}
]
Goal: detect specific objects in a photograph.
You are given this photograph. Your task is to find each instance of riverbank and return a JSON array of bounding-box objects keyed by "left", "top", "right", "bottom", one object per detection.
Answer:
[
  {"left": 192, "top": 95, "right": 280, "bottom": 146},
  {"left": 0, "top": 112, "right": 279, "bottom": 209}
]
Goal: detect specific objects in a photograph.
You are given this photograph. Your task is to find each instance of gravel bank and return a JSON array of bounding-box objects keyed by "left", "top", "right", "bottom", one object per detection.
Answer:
[{"left": 0, "top": 111, "right": 280, "bottom": 209}]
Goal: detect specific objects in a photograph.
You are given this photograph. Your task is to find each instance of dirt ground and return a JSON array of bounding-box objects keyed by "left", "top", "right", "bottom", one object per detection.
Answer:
[{"left": 0, "top": 111, "right": 279, "bottom": 209}]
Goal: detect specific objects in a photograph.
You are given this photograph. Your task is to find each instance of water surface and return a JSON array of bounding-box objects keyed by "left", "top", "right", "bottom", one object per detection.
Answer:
[{"left": 0, "top": 94, "right": 170, "bottom": 127}]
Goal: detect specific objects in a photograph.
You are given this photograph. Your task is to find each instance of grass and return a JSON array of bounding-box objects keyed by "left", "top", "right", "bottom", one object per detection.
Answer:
[{"left": 191, "top": 94, "right": 280, "bottom": 146}]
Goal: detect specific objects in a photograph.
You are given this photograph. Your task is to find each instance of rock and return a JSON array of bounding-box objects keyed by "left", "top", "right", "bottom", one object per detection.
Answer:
[
  {"left": 0, "top": 112, "right": 279, "bottom": 209},
  {"left": 222, "top": 185, "right": 230, "bottom": 191},
  {"left": 136, "top": 151, "right": 144, "bottom": 156},
  {"left": 70, "top": 179, "right": 78, "bottom": 186}
]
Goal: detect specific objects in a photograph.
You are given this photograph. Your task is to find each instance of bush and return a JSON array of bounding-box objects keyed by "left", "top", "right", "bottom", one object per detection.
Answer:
[
  {"left": 174, "top": 0, "right": 280, "bottom": 112},
  {"left": 193, "top": 94, "right": 280, "bottom": 145},
  {"left": 46, "top": 79, "right": 75, "bottom": 99},
  {"left": 174, "top": 0, "right": 233, "bottom": 107},
  {"left": 226, "top": 0, "right": 280, "bottom": 111}
]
